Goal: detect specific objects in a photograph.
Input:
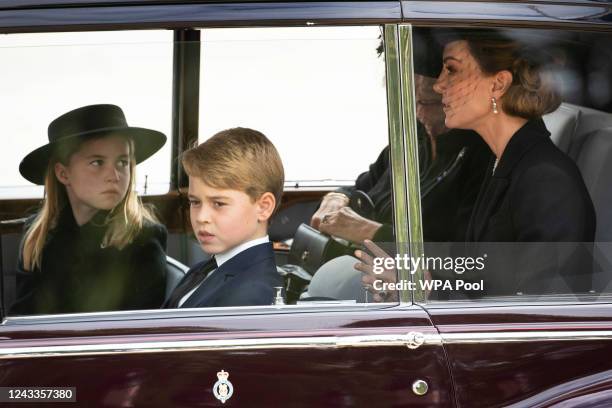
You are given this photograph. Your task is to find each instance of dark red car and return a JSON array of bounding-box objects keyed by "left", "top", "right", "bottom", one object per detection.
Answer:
[{"left": 0, "top": 1, "right": 611, "bottom": 406}]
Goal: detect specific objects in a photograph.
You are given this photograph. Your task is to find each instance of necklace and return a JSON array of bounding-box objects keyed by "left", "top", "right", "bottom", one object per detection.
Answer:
[{"left": 492, "top": 158, "right": 499, "bottom": 175}]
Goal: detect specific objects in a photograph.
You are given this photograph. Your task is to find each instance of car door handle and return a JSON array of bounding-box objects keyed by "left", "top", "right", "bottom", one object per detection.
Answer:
[{"left": 336, "top": 331, "right": 440, "bottom": 349}]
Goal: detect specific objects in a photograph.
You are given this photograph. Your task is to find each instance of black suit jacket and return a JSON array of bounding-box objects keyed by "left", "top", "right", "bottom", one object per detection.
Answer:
[
  {"left": 177, "top": 242, "right": 282, "bottom": 308},
  {"left": 464, "top": 118, "right": 596, "bottom": 295}
]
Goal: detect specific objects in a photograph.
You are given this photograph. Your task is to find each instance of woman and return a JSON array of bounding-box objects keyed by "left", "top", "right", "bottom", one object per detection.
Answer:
[
  {"left": 10, "top": 104, "right": 168, "bottom": 315},
  {"left": 432, "top": 31, "right": 596, "bottom": 295}
]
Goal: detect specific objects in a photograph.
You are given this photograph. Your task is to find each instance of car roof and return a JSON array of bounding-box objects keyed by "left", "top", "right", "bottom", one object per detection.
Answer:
[
  {"left": 0, "top": 0, "right": 279, "bottom": 11},
  {"left": 2, "top": 0, "right": 609, "bottom": 10}
]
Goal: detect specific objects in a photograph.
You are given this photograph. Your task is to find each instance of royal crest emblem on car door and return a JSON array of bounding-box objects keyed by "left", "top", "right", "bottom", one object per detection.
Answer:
[{"left": 212, "top": 370, "right": 234, "bottom": 403}]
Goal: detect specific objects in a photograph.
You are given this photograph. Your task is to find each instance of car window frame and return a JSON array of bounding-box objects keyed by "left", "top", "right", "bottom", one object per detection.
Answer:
[
  {"left": 0, "top": 21, "right": 415, "bottom": 323},
  {"left": 404, "top": 21, "right": 612, "bottom": 306}
]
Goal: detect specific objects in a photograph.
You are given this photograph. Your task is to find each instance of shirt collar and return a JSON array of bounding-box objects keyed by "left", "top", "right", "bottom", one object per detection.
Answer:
[{"left": 215, "top": 235, "right": 270, "bottom": 267}]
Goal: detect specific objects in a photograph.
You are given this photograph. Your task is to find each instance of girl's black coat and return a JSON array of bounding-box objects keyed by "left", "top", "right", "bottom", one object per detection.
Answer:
[{"left": 10, "top": 208, "right": 167, "bottom": 315}]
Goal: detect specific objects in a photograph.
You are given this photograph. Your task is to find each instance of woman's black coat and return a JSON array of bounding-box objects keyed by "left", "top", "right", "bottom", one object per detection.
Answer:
[
  {"left": 464, "top": 118, "right": 596, "bottom": 295},
  {"left": 10, "top": 208, "right": 168, "bottom": 315}
]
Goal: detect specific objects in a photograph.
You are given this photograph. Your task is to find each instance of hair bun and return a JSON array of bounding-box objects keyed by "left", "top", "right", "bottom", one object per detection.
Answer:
[{"left": 513, "top": 58, "right": 541, "bottom": 93}]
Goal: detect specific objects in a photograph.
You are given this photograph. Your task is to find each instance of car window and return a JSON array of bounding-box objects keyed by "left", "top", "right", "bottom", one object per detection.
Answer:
[
  {"left": 410, "top": 26, "right": 612, "bottom": 303},
  {"left": 0, "top": 30, "right": 173, "bottom": 198},
  {"left": 189, "top": 25, "right": 396, "bottom": 307},
  {"left": 0, "top": 30, "right": 172, "bottom": 316},
  {"left": 1, "top": 25, "right": 399, "bottom": 317},
  {"left": 198, "top": 26, "right": 388, "bottom": 186}
]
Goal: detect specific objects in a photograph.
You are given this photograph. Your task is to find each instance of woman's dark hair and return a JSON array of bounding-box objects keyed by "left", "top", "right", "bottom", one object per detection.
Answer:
[{"left": 444, "top": 30, "right": 561, "bottom": 119}]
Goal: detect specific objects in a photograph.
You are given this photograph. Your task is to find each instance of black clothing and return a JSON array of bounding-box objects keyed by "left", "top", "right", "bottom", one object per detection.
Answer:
[
  {"left": 339, "top": 128, "right": 491, "bottom": 242},
  {"left": 421, "top": 129, "right": 492, "bottom": 242},
  {"left": 467, "top": 118, "right": 595, "bottom": 243},
  {"left": 10, "top": 207, "right": 168, "bottom": 315},
  {"left": 462, "top": 118, "right": 596, "bottom": 295}
]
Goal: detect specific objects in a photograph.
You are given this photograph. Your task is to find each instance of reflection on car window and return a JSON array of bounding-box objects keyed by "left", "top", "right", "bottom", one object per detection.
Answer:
[
  {"left": 198, "top": 27, "right": 388, "bottom": 184},
  {"left": 0, "top": 30, "right": 173, "bottom": 198}
]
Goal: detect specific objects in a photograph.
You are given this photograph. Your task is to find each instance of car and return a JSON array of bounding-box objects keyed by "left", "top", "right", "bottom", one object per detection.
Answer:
[{"left": 0, "top": 0, "right": 611, "bottom": 406}]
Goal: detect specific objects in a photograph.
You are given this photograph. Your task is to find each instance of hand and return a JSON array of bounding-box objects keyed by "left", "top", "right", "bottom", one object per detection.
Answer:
[
  {"left": 319, "top": 207, "right": 382, "bottom": 244},
  {"left": 310, "top": 192, "right": 350, "bottom": 230},
  {"left": 354, "top": 240, "right": 398, "bottom": 302}
]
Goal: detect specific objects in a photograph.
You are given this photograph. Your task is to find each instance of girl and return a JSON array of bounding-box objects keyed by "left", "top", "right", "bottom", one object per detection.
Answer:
[{"left": 11, "top": 104, "right": 168, "bottom": 314}]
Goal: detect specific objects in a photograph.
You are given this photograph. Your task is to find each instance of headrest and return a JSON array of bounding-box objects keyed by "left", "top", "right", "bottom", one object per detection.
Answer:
[
  {"left": 576, "top": 127, "right": 612, "bottom": 242},
  {"left": 543, "top": 103, "right": 581, "bottom": 154}
]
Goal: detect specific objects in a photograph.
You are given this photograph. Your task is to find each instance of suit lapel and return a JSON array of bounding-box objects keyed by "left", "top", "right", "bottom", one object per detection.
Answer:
[
  {"left": 181, "top": 264, "right": 235, "bottom": 308},
  {"left": 181, "top": 242, "right": 274, "bottom": 308}
]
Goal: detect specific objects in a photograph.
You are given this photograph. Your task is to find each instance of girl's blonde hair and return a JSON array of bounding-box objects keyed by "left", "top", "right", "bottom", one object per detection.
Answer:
[{"left": 22, "top": 135, "right": 158, "bottom": 271}]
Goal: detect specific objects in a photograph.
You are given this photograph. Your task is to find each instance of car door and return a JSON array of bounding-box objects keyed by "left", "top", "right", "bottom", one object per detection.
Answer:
[
  {"left": 0, "top": 2, "right": 455, "bottom": 407},
  {"left": 0, "top": 307, "right": 453, "bottom": 407},
  {"left": 400, "top": 1, "right": 612, "bottom": 405},
  {"left": 427, "top": 302, "right": 612, "bottom": 407}
]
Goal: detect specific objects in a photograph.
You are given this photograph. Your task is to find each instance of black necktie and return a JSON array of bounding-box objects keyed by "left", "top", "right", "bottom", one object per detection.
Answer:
[{"left": 163, "top": 257, "right": 217, "bottom": 308}]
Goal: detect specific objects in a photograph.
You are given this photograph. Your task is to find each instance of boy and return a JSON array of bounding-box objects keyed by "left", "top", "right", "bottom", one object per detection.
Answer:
[{"left": 163, "top": 127, "right": 284, "bottom": 308}]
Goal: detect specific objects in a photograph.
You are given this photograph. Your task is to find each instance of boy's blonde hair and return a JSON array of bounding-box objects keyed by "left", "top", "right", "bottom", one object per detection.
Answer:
[{"left": 182, "top": 127, "right": 284, "bottom": 211}]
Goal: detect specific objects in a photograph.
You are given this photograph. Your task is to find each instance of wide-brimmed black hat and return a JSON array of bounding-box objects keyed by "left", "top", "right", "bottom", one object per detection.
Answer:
[{"left": 19, "top": 104, "right": 167, "bottom": 185}]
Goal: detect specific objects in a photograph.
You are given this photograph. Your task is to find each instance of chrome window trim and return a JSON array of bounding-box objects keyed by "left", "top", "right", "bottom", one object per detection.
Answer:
[
  {"left": 385, "top": 23, "right": 425, "bottom": 304},
  {"left": 440, "top": 330, "right": 612, "bottom": 344},
  {"left": 2, "top": 330, "right": 612, "bottom": 359},
  {"left": 0, "top": 332, "right": 440, "bottom": 360},
  {"left": 422, "top": 297, "right": 612, "bottom": 309},
  {"left": 2, "top": 302, "right": 400, "bottom": 325},
  {"left": 398, "top": 24, "right": 426, "bottom": 303},
  {"left": 384, "top": 23, "right": 416, "bottom": 305}
]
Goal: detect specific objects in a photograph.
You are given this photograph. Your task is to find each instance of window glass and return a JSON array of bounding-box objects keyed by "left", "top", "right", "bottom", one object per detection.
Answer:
[
  {"left": 198, "top": 27, "right": 388, "bottom": 185},
  {"left": 2, "top": 26, "right": 397, "bottom": 316},
  {"left": 0, "top": 30, "right": 173, "bottom": 316},
  {"left": 191, "top": 25, "right": 395, "bottom": 307},
  {"left": 410, "top": 26, "right": 612, "bottom": 303},
  {"left": 0, "top": 30, "right": 172, "bottom": 198}
]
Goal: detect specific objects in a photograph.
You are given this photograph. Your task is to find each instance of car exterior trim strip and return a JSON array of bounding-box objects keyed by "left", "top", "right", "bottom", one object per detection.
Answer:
[{"left": 2, "top": 330, "right": 612, "bottom": 359}]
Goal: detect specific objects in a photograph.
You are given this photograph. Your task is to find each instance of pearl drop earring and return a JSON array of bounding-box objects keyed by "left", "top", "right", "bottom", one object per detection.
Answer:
[{"left": 491, "top": 97, "right": 499, "bottom": 114}]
